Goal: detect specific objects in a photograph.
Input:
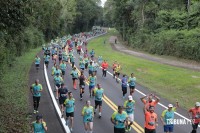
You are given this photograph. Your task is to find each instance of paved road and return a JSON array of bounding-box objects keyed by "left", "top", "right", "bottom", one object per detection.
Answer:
[
  {"left": 29, "top": 51, "right": 65, "bottom": 133},
  {"left": 31, "top": 34, "right": 197, "bottom": 133}
]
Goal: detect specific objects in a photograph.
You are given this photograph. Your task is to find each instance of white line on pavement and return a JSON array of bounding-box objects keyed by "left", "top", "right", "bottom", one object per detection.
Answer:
[
  {"left": 82, "top": 33, "right": 194, "bottom": 125},
  {"left": 44, "top": 64, "right": 71, "bottom": 133}
]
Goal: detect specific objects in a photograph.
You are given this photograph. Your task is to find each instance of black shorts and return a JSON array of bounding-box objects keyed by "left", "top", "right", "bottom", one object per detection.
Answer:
[
  {"left": 35, "top": 64, "right": 39, "bottom": 67},
  {"left": 79, "top": 84, "right": 85, "bottom": 89},
  {"left": 114, "top": 127, "right": 125, "bottom": 133},
  {"left": 85, "top": 63, "right": 88, "bottom": 68},
  {"left": 66, "top": 112, "right": 74, "bottom": 117},
  {"left": 55, "top": 84, "right": 60, "bottom": 88},
  {"left": 129, "top": 86, "right": 135, "bottom": 89},
  {"left": 95, "top": 100, "right": 102, "bottom": 106},
  {"left": 62, "top": 71, "right": 65, "bottom": 75},
  {"left": 59, "top": 98, "right": 66, "bottom": 104},
  {"left": 59, "top": 57, "right": 62, "bottom": 61},
  {"left": 116, "top": 72, "right": 120, "bottom": 76},
  {"left": 145, "top": 128, "right": 156, "bottom": 133},
  {"left": 45, "top": 61, "right": 49, "bottom": 65},
  {"left": 89, "top": 70, "right": 93, "bottom": 75},
  {"left": 80, "top": 68, "right": 85, "bottom": 71},
  {"left": 72, "top": 78, "right": 77, "bottom": 81}
]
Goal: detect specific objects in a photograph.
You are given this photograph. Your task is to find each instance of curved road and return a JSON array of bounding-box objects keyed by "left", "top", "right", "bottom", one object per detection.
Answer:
[{"left": 29, "top": 34, "right": 195, "bottom": 133}]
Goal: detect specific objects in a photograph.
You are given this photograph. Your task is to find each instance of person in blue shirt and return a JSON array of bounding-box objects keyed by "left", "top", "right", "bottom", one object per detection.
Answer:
[
  {"left": 30, "top": 79, "right": 43, "bottom": 114},
  {"left": 32, "top": 115, "right": 47, "bottom": 133},
  {"left": 79, "top": 60, "right": 85, "bottom": 71},
  {"left": 52, "top": 65, "right": 62, "bottom": 76},
  {"left": 111, "top": 106, "right": 128, "bottom": 133},
  {"left": 128, "top": 73, "right": 136, "bottom": 96},
  {"left": 90, "top": 49, "right": 95, "bottom": 60},
  {"left": 44, "top": 55, "right": 50, "bottom": 68},
  {"left": 82, "top": 100, "right": 94, "bottom": 133},
  {"left": 70, "top": 55, "right": 75, "bottom": 68},
  {"left": 160, "top": 102, "right": 179, "bottom": 133},
  {"left": 88, "top": 73, "right": 96, "bottom": 97},
  {"left": 35, "top": 55, "right": 41, "bottom": 72},
  {"left": 124, "top": 95, "right": 135, "bottom": 132},
  {"left": 64, "top": 92, "right": 75, "bottom": 132},
  {"left": 70, "top": 67, "right": 78, "bottom": 90},
  {"left": 60, "top": 60, "right": 67, "bottom": 78},
  {"left": 93, "top": 84, "right": 104, "bottom": 118},
  {"left": 121, "top": 75, "right": 128, "bottom": 99},
  {"left": 88, "top": 61, "right": 94, "bottom": 75},
  {"left": 54, "top": 73, "right": 63, "bottom": 99}
]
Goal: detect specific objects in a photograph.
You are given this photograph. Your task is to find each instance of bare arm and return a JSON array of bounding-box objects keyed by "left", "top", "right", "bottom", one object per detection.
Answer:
[
  {"left": 140, "top": 95, "right": 147, "bottom": 103},
  {"left": 153, "top": 94, "right": 160, "bottom": 103}
]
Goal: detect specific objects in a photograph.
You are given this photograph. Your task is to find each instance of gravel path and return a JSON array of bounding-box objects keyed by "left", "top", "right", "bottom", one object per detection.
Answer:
[{"left": 109, "top": 36, "right": 200, "bottom": 71}]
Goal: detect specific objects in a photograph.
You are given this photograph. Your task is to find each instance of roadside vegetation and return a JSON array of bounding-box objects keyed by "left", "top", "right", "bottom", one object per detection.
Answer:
[
  {"left": 88, "top": 29, "right": 200, "bottom": 109},
  {"left": 103, "top": 0, "right": 200, "bottom": 61}
]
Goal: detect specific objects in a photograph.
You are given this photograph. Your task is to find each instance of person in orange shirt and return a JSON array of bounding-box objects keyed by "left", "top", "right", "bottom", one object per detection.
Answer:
[
  {"left": 143, "top": 104, "right": 158, "bottom": 133},
  {"left": 101, "top": 60, "right": 108, "bottom": 77},
  {"left": 141, "top": 93, "right": 160, "bottom": 110},
  {"left": 112, "top": 61, "right": 117, "bottom": 78},
  {"left": 188, "top": 102, "right": 200, "bottom": 133}
]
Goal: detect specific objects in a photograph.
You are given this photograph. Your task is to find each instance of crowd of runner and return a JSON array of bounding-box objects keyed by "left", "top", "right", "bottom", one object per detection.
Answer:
[{"left": 31, "top": 29, "right": 200, "bottom": 133}]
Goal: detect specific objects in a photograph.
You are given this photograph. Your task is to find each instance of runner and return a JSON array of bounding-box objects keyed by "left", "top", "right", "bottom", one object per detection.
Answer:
[
  {"left": 124, "top": 95, "right": 135, "bottom": 132},
  {"left": 93, "top": 84, "right": 104, "bottom": 118},
  {"left": 44, "top": 54, "right": 50, "bottom": 68},
  {"left": 121, "top": 75, "right": 128, "bottom": 99},
  {"left": 101, "top": 60, "right": 108, "bottom": 77},
  {"left": 64, "top": 92, "right": 75, "bottom": 132},
  {"left": 115, "top": 63, "right": 121, "bottom": 83},
  {"left": 30, "top": 79, "right": 43, "bottom": 114},
  {"left": 143, "top": 104, "right": 158, "bottom": 133},
  {"left": 58, "top": 83, "right": 68, "bottom": 118},
  {"left": 141, "top": 94, "right": 160, "bottom": 110},
  {"left": 70, "top": 55, "right": 75, "bottom": 68},
  {"left": 77, "top": 44, "right": 82, "bottom": 55},
  {"left": 88, "top": 73, "right": 97, "bottom": 97},
  {"left": 60, "top": 60, "right": 67, "bottom": 78},
  {"left": 90, "top": 49, "right": 95, "bottom": 60},
  {"left": 88, "top": 61, "right": 94, "bottom": 75},
  {"left": 81, "top": 100, "right": 94, "bottom": 133},
  {"left": 111, "top": 105, "right": 128, "bottom": 133},
  {"left": 79, "top": 71, "right": 86, "bottom": 100},
  {"left": 54, "top": 73, "right": 63, "bottom": 99},
  {"left": 58, "top": 51, "right": 62, "bottom": 64},
  {"left": 84, "top": 56, "right": 89, "bottom": 70},
  {"left": 112, "top": 61, "right": 117, "bottom": 79},
  {"left": 70, "top": 67, "right": 79, "bottom": 90},
  {"left": 52, "top": 65, "right": 62, "bottom": 77},
  {"left": 128, "top": 73, "right": 136, "bottom": 96},
  {"left": 93, "top": 60, "right": 99, "bottom": 76},
  {"left": 98, "top": 56, "right": 103, "bottom": 64},
  {"left": 51, "top": 47, "right": 56, "bottom": 60},
  {"left": 79, "top": 59, "right": 85, "bottom": 71},
  {"left": 160, "top": 101, "right": 179, "bottom": 133},
  {"left": 188, "top": 102, "right": 200, "bottom": 133},
  {"left": 35, "top": 55, "right": 41, "bottom": 72},
  {"left": 51, "top": 63, "right": 56, "bottom": 76},
  {"left": 32, "top": 115, "right": 47, "bottom": 132}
]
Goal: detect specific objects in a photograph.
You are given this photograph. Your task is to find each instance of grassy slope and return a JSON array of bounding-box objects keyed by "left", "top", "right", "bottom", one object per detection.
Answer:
[
  {"left": 88, "top": 29, "right": 200, "bottom": 109},
  {"left": 0, "top": 48, "right": 41, "bottom": 133}
]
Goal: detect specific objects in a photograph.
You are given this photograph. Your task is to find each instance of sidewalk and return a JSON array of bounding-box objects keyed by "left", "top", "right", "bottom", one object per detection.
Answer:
[{"left": 110, "top": 36, "right": 200, "bottom": 71}]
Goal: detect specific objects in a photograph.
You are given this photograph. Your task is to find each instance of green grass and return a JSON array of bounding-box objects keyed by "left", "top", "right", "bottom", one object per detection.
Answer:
[
  {"left": 0, "top": 47, "right": 41, "bottom": 133},
  {"left": 88, "top": 29, "right": 200, "bottom": 109}
]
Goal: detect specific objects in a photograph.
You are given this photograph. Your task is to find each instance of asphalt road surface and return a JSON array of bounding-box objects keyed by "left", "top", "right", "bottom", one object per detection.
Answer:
[{"left": 30, "top": 34, "right": 197, "bottom": 133}]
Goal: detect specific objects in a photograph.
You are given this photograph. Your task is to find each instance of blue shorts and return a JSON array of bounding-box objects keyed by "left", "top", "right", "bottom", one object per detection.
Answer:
[
  {"left": 89, "top": 85, "right": 95, "bottom": 90},
  {"left": 164, "top": 125, "right": 174, "bottom": 132}
]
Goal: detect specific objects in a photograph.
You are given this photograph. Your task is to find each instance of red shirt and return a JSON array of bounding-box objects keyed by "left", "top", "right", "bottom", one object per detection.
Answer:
[
  {"left": 189, "top": 107, "right": 200, "bottom": 123},
  {"left": 101, "top": 62, "right": 108, "bottom": 69}
]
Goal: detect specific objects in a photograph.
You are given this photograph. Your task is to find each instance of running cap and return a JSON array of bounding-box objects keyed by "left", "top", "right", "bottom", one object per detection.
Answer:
[
  {"left": 36, "top": 115, "right": 42, "bottom": 120},
  {"left": 195, "top": 102, "right": 200, "bottom": 107},
  {"left": 128, "top": 95, "right": 133, "bottom": 101},
  {"left": 168, "top": 104, "right": 173, "bottom": 108}
]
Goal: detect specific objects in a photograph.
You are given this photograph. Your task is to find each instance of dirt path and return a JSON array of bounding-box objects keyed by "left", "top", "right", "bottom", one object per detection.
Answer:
[{"left": 109, "top": 36, "right": 200, "bottom": 71}]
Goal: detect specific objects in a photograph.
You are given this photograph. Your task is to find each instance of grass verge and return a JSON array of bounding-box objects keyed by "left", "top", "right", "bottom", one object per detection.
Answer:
[
  {"left": 88, "top": 29, "right": 200, "bottom": 109},
  {"left": 0, "top": 47, "right": 41, "bottom": 133}
]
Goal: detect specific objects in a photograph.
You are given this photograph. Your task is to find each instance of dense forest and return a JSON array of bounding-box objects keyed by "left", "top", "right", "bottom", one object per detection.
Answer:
[
  {"left": 103, "top": 0, "right": 200, "bottom": 61},
  {"left": 0, "top": 0, "right": 103, "bottom": 76}
]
